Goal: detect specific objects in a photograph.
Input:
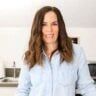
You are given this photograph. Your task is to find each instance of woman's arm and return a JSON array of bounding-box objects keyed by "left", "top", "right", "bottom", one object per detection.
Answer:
[
  {"left": 15, "top": 64, "right": 31, "bottom": 96},
  {"left": 76, "top": 47, "right": 96, "bottom": 96}
]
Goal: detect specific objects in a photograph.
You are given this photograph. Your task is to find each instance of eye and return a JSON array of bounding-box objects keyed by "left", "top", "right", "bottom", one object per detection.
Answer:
[{"left": 52, "top": 22, "right": 58, "bottom": 25}]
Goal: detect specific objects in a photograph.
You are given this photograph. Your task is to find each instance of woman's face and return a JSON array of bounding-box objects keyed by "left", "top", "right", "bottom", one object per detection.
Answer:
[{"left": 42, "top": 11, "right": 59, "bottom": 45}]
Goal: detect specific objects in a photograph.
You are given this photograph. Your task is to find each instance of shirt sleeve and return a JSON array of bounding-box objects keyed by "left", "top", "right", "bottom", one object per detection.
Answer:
[
  {"left": 15, "top": 64, "right": 32, "bottom": 96},
  {"left": 76, "top": 47, "right": 96, "bottom": 96}
]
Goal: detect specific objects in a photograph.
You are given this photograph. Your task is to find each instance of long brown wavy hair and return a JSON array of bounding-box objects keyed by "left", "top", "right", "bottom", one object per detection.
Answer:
[{"left": 24, "top": 6, "right": 73, "bottom": 68}]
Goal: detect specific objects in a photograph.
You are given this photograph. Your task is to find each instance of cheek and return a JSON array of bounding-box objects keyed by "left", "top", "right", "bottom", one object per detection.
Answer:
[
  {"left": 42, "top": 27, "right": 46, "bottom": 33},
  {"left": 54, "top": 27, "right": 59, "bottom": 35},
  {"left": 54, "top": 30, "right": 59, "bottom": 38}
]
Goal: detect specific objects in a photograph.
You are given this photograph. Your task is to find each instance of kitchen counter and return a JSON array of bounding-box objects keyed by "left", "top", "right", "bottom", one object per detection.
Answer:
[
  {"left": 0, "top": 81, "right": 18, "bottom": 87},
  {"left": 0, "top": 77, "right": 18, "bottom": 87}
]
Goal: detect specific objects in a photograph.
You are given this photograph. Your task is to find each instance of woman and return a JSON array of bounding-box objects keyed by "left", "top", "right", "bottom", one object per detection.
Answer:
[{"left": 16, "top": 6, "right": 96, "bottom": 96}]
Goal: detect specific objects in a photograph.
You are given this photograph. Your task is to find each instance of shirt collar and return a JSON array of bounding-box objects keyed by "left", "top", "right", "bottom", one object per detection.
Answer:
[{"left": 42, "top": 49, "right": 59, "bottom": 58}]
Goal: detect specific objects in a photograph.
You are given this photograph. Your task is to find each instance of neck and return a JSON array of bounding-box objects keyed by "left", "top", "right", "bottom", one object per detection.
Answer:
[{"left": 44, "top": 42, "right": 58, "bottom": 58}]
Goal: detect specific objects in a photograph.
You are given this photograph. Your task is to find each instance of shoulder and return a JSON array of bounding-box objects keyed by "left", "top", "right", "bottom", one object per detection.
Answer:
[
  {"left": 72, "top": 44, "right": 86, "bottom": 63},
  {"left": 19, "top": 60, "right": 30, "bottom": 74},
  {"left": 72, "top": 43, "right": 85, "bottom": 55}
]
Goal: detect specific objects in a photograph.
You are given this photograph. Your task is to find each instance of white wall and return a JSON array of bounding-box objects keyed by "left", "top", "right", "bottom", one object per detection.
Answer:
[
  {"left": 0, "top": 0, "right": 53, "bottom": 27},
  {"left": 0, "top": 27, "right": 30, "bottom": 67},
  {"left": 67, "top": 27, "right": 96, "bottom": 61},
  {"left": 0, "top": 0, "right": 96, "bottom": 27}
]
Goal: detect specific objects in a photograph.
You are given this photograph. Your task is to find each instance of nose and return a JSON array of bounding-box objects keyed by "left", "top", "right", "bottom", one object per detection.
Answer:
[{"left": 47, "top": 25, "right": 52, "bottom": 32}]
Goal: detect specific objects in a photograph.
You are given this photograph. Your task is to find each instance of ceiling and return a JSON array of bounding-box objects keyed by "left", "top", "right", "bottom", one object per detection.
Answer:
[{"left": 0, "top": 0, "right": 96, "bottom": 27}]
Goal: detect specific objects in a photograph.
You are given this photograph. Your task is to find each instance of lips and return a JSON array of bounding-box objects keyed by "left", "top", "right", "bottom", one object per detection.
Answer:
[{"left": 45, "top": 34, "right": 54, "bottom": 38}]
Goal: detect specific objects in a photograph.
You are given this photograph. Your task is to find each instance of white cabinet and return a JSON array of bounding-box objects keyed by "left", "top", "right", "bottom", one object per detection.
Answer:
[
  {"left": 0, "top": 87, "right": 16, "bottom": 96},
  {"left": 0, "top": 77, "right": 18, "bottom": 96}
]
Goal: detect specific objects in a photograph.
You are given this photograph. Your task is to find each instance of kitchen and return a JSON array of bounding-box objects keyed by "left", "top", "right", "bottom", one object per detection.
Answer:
[{"left": 0, "top": 0, "right": 96, "bottom": 96}]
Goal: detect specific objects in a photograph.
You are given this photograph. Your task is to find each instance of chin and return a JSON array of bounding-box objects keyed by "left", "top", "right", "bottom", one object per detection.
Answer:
[{"left": 45, "top": 41, "right": 56, "bottom": 44}]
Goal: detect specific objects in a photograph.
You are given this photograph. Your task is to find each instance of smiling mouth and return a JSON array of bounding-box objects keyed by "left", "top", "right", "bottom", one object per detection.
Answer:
[{"left": 45, "top": 34, "right": 53, "bottom": 38}]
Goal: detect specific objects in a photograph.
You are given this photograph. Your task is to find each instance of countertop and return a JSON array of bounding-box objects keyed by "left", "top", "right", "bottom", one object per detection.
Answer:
[
  {"left": 0, "top": 77, "right": 18, "bottom": 87},
  {"left": 0, "top": 82, "right": 18, "bottom": 87}
]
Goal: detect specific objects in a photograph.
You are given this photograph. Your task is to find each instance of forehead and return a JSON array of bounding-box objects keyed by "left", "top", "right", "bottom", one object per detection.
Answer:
[{"left": 43, "top": 11, "right": 57, "bottom": 22}]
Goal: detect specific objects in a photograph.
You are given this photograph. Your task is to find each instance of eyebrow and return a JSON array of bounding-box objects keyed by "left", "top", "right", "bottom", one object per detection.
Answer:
[{"left": 43, "top": 21, "right": 58, "bottom": 23}]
